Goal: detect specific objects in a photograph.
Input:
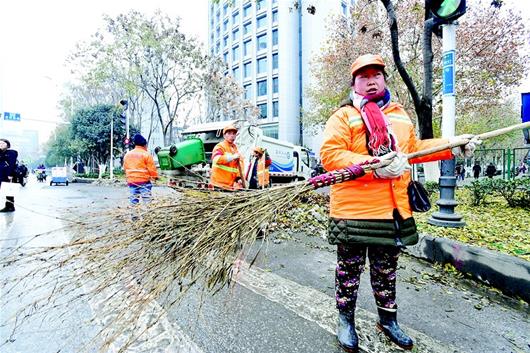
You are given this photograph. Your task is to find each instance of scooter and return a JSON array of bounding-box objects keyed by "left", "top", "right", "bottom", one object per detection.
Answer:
[{"left": 36, "top": 170, "right": 47, "bottom": 183}]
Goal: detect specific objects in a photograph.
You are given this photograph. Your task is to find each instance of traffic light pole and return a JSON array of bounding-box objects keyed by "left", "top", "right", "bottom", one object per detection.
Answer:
[{"left": 428, "top": 23, "right": 465, "bottom": 227}]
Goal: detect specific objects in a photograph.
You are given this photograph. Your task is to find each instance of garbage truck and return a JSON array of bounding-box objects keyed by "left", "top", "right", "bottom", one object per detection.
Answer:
[{"left": 156, "top": 120, "right": 313, "bottom": 187}]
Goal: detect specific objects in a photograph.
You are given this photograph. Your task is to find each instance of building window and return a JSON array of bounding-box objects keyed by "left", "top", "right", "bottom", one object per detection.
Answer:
[
  {"left": 233, "top": 11, "right": 240, "bottom": 25},
  {"left": 232, "top": 28, "right": 240, "bottom": 41},
  {"left": 272, "top": 77, "right": 278, "bottom": 93},
  {"left": 257, "top": 0, "right": 267, "bottom": 11},
  {"left": 257, "top": 79, "right": 267, "bottom": 96},
  {"left": 257, "top": 57, "right": 267, "bottom": 74},
  {"left": 272, "top": 53, "right": 278, "bottom": 69},
  {"left": 223, "top": 51, "right": 228, "bottom": 63},
  {"left": 232, "top": 46, "right": 240, "bottom": 61},
  {"left": 243, "top": 3, "right": 252, "bottom": 17},
  {"left": 215, "top": 42, "right": 220, "bottom": 53},
  {"left": 244, "top": 62, "right": 252, "bottom": 78},
  {"left": 272, "top": 10, "right": 278, "bottom": 23},
  {"left": 216, "top": 26, "right": 220, "bottom": 38},
  {"left": 243, "top": 22, "right": 252, "bottom": 35},
  {"left": 257, "top": 33, "right": 267, "bottom": 52},
  {"left": 272, "top": 100, "right": 279, "bottom": 117},
  {"left": 272, "top": 29, "right": 278, "bottom": 46},
  {"left": 243, "top": 40, "right": 252, "bottom": 56},
  {"left": 223, "top": 3, "right": 229, "bottom": 16},
  {"left": 258, "top": 103, "right": 268, "bottom": 119},
  {"left": 261, "top": 125, "right": 278, "bottom": 138},
  {"left": 216, "top": 11, "right": 220, "bottom": 23},
  {"left": 233, "top": 66, "right": 241, "bottom": 81},
  {"left": 244, "top": 84, "right": 252, "bottom": 99},
  {"left": 272, "top": 0, "right": 278, "bottom": 4},
  {"left": 223, "top": 19, "right": 228, "bottom": 32},
  {"left": 223, "top": 36, "right": 229, "bottom": 47},
  {"left": 257, "top": 15, "right": 267, "bottom": 29},
  {"left": 342, "top": 2, "right": 347, "bottom": 15}
]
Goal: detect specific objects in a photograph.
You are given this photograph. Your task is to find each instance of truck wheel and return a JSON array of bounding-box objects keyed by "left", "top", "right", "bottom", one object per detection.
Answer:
[
  {"left": 50, "top": 181, "right": 53, "bottom": 186},
  {"left": 66, "top": 181, "right": 69, "bottom": 186}
]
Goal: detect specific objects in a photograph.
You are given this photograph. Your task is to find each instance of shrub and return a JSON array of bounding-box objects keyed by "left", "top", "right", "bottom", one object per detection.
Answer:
[
  {"left": 466, "top": 179, "right": 495, "bottom": 206},
  {"left": 494, "top": 178, "right": 530, "bottom": 209}
]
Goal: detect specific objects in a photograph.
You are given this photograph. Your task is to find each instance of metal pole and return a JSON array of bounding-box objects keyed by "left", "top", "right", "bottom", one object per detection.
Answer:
[
  {"left": 110, "top": 113, "right": 114, "bottom": 181},
  {"left": 428, "top": 23, "right": 465, "bottom": 228}
]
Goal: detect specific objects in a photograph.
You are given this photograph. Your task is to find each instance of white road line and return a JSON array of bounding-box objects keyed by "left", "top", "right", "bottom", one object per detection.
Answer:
[{"left": 237, "top": 263, "right": 462, "bottom": 353}]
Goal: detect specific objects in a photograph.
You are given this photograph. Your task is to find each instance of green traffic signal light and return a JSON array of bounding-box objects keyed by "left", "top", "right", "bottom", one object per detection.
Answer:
[{"left": 430, "top": 0, "right": 466, "bottom": 21}]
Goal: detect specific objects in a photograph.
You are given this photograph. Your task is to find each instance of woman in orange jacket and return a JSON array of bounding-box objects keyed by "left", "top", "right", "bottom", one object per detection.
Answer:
[{"left": 320, "top": 54, "right": 479, "bottom": 352}]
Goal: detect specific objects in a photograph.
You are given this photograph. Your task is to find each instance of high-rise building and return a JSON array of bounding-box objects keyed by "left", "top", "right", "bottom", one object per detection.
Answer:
[{"left": 208, "top": 0, "right": 354, "bottom": 153}]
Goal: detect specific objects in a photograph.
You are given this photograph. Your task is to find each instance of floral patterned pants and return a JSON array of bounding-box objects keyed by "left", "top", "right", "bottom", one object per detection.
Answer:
[{"left": 335, "top": 244, "right": 400, "bottom": 314}]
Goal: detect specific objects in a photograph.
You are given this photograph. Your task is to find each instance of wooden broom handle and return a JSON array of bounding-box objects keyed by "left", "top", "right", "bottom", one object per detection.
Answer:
[{"left": 405, "top": 122, "right": 530, "bottom": 160}]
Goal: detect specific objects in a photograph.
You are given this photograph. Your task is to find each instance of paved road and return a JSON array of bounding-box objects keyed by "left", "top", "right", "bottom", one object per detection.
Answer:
[{"left": 0, "top": 179, "right": 528, "bottom": 353}]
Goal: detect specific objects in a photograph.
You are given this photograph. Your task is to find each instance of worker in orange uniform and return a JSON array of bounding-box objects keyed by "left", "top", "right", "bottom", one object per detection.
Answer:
[
  {"left": 123, "top": 134, "right": 159, "bottom": 205},
  {"left": 210, "top": 124, "right": 244, "bottom": 190},
  {"left": 320, "top": 54, "right": 480, "bottom": 352},
  {"left": 245, "top": 147, "right": 272, "bottom": 189}
]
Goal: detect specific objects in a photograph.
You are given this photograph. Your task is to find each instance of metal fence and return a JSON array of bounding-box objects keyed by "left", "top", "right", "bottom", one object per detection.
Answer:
[{"left": 460, "top": 147, "right": 530, "bottom": 180}]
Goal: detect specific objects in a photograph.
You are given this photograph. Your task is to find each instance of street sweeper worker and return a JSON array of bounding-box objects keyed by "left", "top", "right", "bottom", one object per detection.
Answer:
[
  {"left": 245, "top": 146, "right": 272, "bottom": 189},
  {"left": 320, "top": 54, "right": 481, "bottom": 352},
  {"left": 123, "top": 134, "right": 159, "bottom": 205},
  {"left": 210, "top": 124, "right": 244, "bottom": 190}
]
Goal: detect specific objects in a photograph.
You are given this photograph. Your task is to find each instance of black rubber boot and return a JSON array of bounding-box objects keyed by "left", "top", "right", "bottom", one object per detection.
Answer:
[
  {"left": 0, "top": 197, "right": 15, "bottom": 212},
  {"left": 337, "top": 312, "right": 359, "bottom": 353},
  {"left": 376, "top": 307, "right": 413, "bottom": 350}
]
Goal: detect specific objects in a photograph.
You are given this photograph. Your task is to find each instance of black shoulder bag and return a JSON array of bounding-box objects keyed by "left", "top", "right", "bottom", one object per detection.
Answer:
[{"left": 407, "top": 180, "right": 431, "bottom": 212}]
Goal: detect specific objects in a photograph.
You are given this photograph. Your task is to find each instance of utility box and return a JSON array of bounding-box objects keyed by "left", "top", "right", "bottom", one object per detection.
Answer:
[{"left": 157, "top": 138, "right": 206, "bottom": 170}]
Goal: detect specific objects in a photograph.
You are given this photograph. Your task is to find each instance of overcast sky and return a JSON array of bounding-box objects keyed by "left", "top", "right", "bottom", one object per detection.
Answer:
[
  {"left": 0, "top": 0, "right": 208, "bottom": 143},
  {"left": 0, "top": 0, "right": 528, "bottom": 144}
]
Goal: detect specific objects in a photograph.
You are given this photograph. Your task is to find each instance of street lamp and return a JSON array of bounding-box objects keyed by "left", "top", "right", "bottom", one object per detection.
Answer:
[{"left": 110, "top": 110, "right": 114, "bottom": 181}]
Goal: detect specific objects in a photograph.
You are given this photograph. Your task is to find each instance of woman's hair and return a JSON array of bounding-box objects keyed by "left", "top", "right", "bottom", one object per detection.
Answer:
[{"left": 0, "top": 138, "right": 11, "bottom": 148}]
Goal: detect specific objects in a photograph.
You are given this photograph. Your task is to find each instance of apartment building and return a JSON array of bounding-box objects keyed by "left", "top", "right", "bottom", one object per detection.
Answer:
[{"left": 208, "top": 0, "right": 354, "bottom": 153}]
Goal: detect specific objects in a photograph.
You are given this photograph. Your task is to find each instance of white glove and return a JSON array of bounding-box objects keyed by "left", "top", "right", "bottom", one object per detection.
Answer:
[
  {"left": 227, "top": 153, "right": 240, "bottom": 162},
  {"left": 451, "top": 134, "right": 482, "bottom": 159},
  {"left": 374, "top": 152, "right": 411, "bottom": 179}
]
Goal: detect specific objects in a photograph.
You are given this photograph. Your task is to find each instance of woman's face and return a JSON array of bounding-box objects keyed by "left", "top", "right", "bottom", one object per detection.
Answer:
[
  {"left": 0, "top": 141, "right": 8, "bottom": 151},
  {"left": 353, "top": 66, "right": 386, "bottom": 96}
]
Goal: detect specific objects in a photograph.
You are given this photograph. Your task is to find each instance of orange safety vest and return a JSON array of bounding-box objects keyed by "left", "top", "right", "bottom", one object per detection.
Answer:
[
  {"left": 320, "top": 103, "right": 452, "bottom": 220},
  {"left": 123, "top": 146, "right": 159, "bottom": 184},
  {"left": 246, "top": 153, "right": 271, "bottom": 188},
  {"left": 210, "top": 140, "right": 244, "bottom": 189}
]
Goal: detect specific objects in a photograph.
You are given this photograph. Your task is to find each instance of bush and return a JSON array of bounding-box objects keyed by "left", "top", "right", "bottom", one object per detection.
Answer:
[
  {"left": 494, "top": 178, "right": 530, "bottom": 209},
  {"left": 466, "top": 178, "right": 530, "bottom": 208}
]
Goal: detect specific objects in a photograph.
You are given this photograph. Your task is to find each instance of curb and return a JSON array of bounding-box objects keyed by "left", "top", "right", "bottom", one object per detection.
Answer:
[{"left": 405, "top": 234, "right": 530, "bottom": 303}]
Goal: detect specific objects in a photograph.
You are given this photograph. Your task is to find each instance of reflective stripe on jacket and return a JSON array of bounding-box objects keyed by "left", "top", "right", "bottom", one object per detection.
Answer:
[
  {"left": 210, "top": 140, "right": 243, "bottom": 189},
  {"left": 123, "top": 146, "right": 158, "bottom": 184},
  {"left": 320, "top": 103, "right": 452, "bottom": 220}
]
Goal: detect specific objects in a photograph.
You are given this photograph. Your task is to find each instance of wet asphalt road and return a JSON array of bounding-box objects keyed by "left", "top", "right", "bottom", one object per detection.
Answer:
[{"left": 0, "top": 178, "right": 528, "bottom": 353}]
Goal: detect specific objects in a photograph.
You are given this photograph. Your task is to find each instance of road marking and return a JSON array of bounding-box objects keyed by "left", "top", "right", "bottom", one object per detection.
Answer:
[{"left": 236, "top": 262, "right": 462, "bottom": 353}]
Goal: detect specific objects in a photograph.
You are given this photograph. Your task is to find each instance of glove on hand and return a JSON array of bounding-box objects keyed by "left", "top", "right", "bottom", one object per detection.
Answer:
[
  {"left": 451, "top": 134, "right": 482, "bottom": 159},
  {"left": 374, "top": 152, "right": 411, "bottom": 179}
]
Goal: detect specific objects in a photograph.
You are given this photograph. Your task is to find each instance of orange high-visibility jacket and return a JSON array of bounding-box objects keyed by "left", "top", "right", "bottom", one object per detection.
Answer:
[
  {"left": 320, "top": 103, "right": 452, "bottom": 220},
  {"left": 246, "top": 153, "right": 272, "bottom": 188},
  {"left": 123, "top": 146, "right": 158, "bottom": 185},
  {"left": 210, "top": 140, "right": 243, "bottom": 189}
]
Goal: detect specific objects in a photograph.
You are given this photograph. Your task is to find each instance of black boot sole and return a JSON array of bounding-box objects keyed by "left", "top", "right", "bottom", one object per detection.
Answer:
[
  {"left": 376, "top": 323, "right": 414, "bottom": 350},
  {"left": 337, "top": 340, "right": 359, "bottom": 353}
]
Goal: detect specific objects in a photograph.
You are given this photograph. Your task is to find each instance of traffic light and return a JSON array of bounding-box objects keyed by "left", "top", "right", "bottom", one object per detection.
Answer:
[
  {"left": 124, "top": 137, "right": 130, "bottom": 150},
  {"left": 429, "top": 0, "right": 466, "bottom": 22},
  {"left": 120, "top": 112, "right": 127, "bottom": 125}
]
